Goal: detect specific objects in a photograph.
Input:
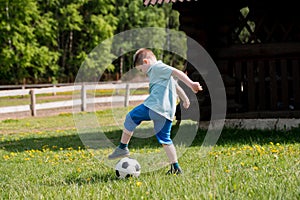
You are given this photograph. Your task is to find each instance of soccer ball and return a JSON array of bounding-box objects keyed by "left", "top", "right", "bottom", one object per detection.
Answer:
[{"left": 115, "top": 157, "right": 141, "bottom": 179}]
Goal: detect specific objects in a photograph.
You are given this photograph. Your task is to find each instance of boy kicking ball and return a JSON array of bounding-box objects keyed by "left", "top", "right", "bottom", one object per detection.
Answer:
[{"left": 108, "top": 48, "right": 202, "bottom": 175}]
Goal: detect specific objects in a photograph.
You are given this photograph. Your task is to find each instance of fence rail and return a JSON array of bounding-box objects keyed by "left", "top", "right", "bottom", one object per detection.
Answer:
[
  {"left": 0, "top": 82, "right": 149, "bottom": 116},
  {"left": 0, "top": 83, "right": 73, "bottom": 90}
]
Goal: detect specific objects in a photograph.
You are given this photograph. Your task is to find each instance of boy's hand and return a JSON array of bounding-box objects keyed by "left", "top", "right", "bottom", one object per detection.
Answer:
[
  {"left": 191, "top": 82, "right": 203, "bottom": 93},
  {"left": 183, "top": 100, "right": 190, "bottom": 109}
]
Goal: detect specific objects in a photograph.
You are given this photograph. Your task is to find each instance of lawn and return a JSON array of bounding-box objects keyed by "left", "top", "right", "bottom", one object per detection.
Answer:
[{"left": 0, "top": 109, "right": 299, "bottom": 199}]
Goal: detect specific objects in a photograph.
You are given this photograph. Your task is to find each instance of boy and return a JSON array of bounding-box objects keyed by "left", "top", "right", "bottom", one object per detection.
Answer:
[{"left": 108, "top": 48, "right": 202, "bottom": 174}]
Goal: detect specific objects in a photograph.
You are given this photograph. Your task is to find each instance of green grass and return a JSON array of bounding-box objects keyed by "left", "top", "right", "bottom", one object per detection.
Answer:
[{"left": 0, "top": 110, "right": 300, "bottom": 199}]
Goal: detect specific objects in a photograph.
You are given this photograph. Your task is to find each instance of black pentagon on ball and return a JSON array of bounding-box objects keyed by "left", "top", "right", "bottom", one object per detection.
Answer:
[
  {"left": 122, "top": 161, "right": 129, "bottom": 169},
  {"left": 116, "top": 170, "right": 120, "bottom": 177},
  {"left": 125, "top": 174, "right": 132, "bottom": 178}
]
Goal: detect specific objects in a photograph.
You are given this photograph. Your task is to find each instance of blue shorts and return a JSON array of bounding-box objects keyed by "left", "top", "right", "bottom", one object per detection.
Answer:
[{"left": 124, "top": 104, "right": 173, "bottom": 145}]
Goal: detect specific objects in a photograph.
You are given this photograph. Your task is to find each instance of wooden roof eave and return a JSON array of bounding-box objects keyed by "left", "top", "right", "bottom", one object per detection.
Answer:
[{"left": 143, "top": 0, "right": 191, "bottom": 6}]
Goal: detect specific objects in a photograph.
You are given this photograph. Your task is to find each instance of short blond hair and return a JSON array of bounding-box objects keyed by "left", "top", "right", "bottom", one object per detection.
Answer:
[{"left": 133, "top": 48, "right": 156, "bottom": 67}]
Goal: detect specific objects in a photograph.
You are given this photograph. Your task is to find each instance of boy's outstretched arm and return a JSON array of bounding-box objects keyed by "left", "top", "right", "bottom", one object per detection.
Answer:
[
  {"left": 176, "top": 84, "right": 190, "bottom": 109},
  {"left": 172, "top": 68, "right": 203, "bottom": 93}
]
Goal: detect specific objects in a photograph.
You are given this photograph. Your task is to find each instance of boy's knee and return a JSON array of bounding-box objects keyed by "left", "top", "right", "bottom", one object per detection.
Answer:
[{"left": 124, "top": 113, "right": 138, "bottom": 132}]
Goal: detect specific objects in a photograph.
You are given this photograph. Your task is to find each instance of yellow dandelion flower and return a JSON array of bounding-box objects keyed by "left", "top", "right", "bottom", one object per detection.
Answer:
[
  {"left": 240, "top": 162, "right": 245, "bottom": 167},
  {"left": 271, "top": 149, "right": 278, "bottom": 153},
  {"left": 136, "top": 181, "right": 142, "bottom": 187},
  {"left": 225, "top": 169, "right": 231, "bottom": 173},
  {"left": 54, "top": 155, "right": 59, "bottom": 160},
  {"left": 10, "top": 152, "right": 17, "bottom": 157},
  {"left": 3, "top": 155, "right": 10, "bottom": 160},
  {"left": 253, "top": 166, "right": 259, "bottom": 171}
]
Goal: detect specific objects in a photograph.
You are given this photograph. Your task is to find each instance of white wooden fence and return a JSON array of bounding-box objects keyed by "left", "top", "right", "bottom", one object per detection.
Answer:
[{"left": 0, "top": 82, "right": 149, "bottom": 116}]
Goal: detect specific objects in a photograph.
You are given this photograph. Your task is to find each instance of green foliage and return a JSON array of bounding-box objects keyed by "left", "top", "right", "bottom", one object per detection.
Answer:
[
  {"left": 0, "top": 0, "right": 59, "bottom": 84},
  {"left": 0, "top": 0, "right": 183, "bottom": 84},
  {"left": 238, "top": 7, "right": 256, "bottom": 44},
  {"left": 113, "top": 2, "right": 185, "bottom": 76}
]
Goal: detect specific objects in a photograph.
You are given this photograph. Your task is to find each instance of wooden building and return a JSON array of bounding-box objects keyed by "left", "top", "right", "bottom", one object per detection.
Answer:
[{"left": 144, "top": 0, "right": 300, "bottom": 121}]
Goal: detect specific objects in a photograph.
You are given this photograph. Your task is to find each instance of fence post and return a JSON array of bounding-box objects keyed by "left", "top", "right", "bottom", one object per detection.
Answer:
[
  {"left": 81, "top": 83, "right": 87, "bottom": 111},
  {"left": 124, "top": 83, "right": 130, "bottom": 107},
  {"left": 22, "top": 85, "right": 25, "bottom": 98},
  {"left": 52, "top": 84, "right": 56, "bottom": 96},
  {"left": 30, "top": 89, "right": 36, "bottom": 116}
]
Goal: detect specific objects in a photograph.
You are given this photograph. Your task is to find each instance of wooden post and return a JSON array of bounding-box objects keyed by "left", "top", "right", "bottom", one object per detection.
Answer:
[
  {"left": 280, "top": 59, "right": 288, "bottom": 109},
  {"left": 234, "top": 61, "right": 243, "bottom": 105},
  {"left": 292, "top": 60, "right": 300, "bottom": 109},
  {"left": 247, "top": 61, "right": 255, "bottom": 111},
  {"left": 52, "top": 84, "right": 57, "bottom": 96},
  {"left": 21, "top": 85, "right": 25, "bottom": 98},
  {"left": 124, "top": 83, "right": 130, "bottom": 107},
  {"left": 269, "top": 60, "right": 278, "bottom": 110},
  {"left": 30, "top": 89, "right": 36, "bottom": 116},
  {"left": 258, "top": 60, "right": 266, "bottom": 110},
  {"left": 81, "top": 84, "right": 87, "bottom": 111}
]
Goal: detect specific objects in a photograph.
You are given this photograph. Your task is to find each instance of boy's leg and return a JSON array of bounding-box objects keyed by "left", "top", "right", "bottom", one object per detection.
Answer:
[
  {"left": 108, "top": 104, "right": 150, "bottom": 160},
  {"left": 120, "top": 128, "right": 134, "bottom": 145},
  {"left": 163, "top": 143, "right": 177, "bottom": 164},
  {"left": 151, "top": 112, "right": 182, "bottom": 174},
  {"left": 108, "top": 128, "right": 132, "bottom": 160},
  {"left": 163, "top": 144, "right": 182, "bottom": 174}
]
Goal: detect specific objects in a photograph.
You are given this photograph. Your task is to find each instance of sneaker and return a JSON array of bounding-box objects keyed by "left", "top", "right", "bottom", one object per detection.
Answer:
[
  {"left": 108, "top": 147, "right": 130, "bottom": 160},
  {"left": 166, "top": 165, "right": 183, "bottom": 175}
]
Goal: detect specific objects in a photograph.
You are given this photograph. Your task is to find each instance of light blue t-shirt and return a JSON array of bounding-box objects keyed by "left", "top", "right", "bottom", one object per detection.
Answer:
[{"left": 143, "top": 61, "right": 177, "bottom": 121}]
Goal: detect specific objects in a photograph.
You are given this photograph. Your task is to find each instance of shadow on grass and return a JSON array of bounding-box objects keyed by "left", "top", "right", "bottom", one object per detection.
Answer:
[
  {"left": 1, "top": 124, "right": 300, "bottom": 153},
  {"left": 0, "top": 134, "right": 85, "bottom": 152},
  {"left": 189, "top": 126, "right": 300, "bottom": 146},
  {"left": 64, "top": 172, "right": 118, "bottom": 185}
]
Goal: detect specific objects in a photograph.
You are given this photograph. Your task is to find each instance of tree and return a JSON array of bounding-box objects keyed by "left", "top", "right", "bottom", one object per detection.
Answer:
[
  {"left": 54, "top": 0, "right": 117, "bottom": 82},
  {"left": 0, "top": 0, "right": 185, "bottom": 84},
  {"left": 112, "top": 1, "right": 185, "bottom": 79},
  {"left": 0, "top": 0, "right": 60, "bottom": 84}
]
